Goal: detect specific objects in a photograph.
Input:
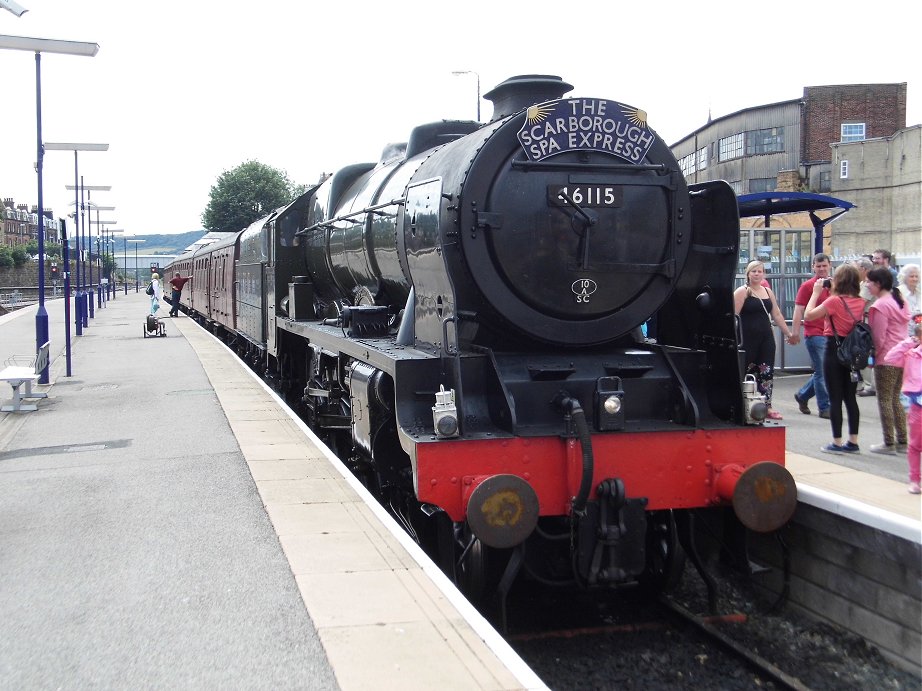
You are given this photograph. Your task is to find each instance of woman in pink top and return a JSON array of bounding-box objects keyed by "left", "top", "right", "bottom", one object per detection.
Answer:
[
  {"left": 804, "top": 264, "right": 867, "bottom": 454},
  {"left": 883, "top": 322, "right": 922, "bottom": 494},
  {"left": 866, "top": 268, "right": 911, "bottom": 454}
]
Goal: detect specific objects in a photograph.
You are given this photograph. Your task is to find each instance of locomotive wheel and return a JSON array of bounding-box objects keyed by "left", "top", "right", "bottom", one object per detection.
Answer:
[
  {"left": 448, "top": 523, "right": 510, "bottom": 606},
  {"left": 639, "top": 510, "right": 686, "bottom": 594}
]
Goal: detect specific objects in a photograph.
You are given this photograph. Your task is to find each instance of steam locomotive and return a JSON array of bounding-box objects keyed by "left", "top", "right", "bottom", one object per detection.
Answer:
[{"left": 166, "top": 75, "right": 796, "bottom": 607}]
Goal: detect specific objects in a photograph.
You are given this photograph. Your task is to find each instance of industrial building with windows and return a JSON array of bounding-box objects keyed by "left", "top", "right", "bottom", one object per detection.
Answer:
[{"left": 671, "top": 83, "right": 919, "bottom": 258}]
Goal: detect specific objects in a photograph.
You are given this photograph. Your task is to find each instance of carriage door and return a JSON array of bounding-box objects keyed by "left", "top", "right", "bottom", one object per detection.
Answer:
[{"left": 266, "top": 221, "right": 276, "bottom": 357}]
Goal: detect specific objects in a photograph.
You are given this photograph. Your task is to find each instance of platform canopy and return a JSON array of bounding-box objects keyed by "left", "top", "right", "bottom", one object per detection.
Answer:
[{"left": 737, "top": 192, "right": 856, "bottom": 254}]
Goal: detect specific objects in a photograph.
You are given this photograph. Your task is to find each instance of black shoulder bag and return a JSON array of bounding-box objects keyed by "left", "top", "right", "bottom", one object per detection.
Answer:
[{"left": 829, "top": 297, "right": 874, "bottom": 373}]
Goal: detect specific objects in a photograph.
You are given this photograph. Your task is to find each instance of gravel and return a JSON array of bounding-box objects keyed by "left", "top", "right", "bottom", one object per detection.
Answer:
[{"left": 507, "top": 568, "right": 920, "bottom": 690}]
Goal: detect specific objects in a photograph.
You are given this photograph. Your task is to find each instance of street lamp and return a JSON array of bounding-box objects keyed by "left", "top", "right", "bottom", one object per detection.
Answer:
[
  {"left": 128, "top": 239, "right": 145, "bottom": 292},
  {"left": 44, "top": 142, "right": 108, "bottom": 338},
  {"left": 0, "top": 34, "right": 99, "bottom": 382},
  {"left": 0, "top": 0, "right": 29, "bottom": 17},
  {"left": 95, "top": 218, "right": 116, "bottom": 307},
  {"left": 88, "top": 206, "right": 116, "bottom": 307},
  {"left": 451, "top": 70, "right": 481, "bottom": 122},
  {"left": 106, "top": 229, "right": 123, "bottom": 298},
  {"left": 66, "top": 184, "right": 110, "bottom": 320}
]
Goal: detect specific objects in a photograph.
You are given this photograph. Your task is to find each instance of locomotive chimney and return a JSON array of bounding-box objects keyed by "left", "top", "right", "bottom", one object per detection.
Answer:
[{"left": 483, "top": 74, "right": 574, "bottom": 122}]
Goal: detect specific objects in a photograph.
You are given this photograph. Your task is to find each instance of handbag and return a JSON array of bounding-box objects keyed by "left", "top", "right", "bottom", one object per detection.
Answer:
[{"left": 829, "top": 298, "right": 874, "bottom": 371}]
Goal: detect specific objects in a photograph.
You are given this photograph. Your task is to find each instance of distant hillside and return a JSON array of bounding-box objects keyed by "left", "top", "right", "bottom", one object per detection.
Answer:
[{"left": 130, "top": 230, "right": 208, "bottom": 255}]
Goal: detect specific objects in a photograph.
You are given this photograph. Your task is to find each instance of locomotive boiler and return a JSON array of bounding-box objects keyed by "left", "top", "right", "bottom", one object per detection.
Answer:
[{"left": 171, "top": 75, "right": 796, "bottom": 606}]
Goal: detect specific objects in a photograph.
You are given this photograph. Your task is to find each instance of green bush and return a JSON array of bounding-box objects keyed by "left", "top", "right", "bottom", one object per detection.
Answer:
[
  {"left": 0, "top": 247, "right": 13, "bottom": 268},
  {"left": 11, "top": 247, "right": 29, "bottom": 266}
]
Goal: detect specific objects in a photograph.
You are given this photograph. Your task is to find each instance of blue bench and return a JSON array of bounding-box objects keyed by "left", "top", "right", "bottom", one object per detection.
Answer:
[{"left": 0, "top": 341, "right": 50, "bottom": 413}]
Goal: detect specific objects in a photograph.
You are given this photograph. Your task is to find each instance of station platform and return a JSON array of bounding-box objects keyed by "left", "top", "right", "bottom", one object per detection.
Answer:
[
  {"left": 1, "top": 292, "right": 919, "bottom": 688},
  {"left": 0, "top": 292, "right": 544, "bottom": 690}
]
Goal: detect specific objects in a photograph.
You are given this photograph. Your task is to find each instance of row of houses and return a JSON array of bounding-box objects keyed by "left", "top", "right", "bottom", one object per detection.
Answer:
[{"left": 1, "top": 199, "right": 58, "bottom": 248}]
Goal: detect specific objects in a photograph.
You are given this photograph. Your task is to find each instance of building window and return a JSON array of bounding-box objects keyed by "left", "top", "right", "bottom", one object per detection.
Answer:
[
  {"left": 745, "top": 127, "right": 785, "bottom": 155},
  {"left": 678, "top": 151, "right": 696, "bottom": 176},
  {"left": 728, "top": 180, "right": 743, "bottom": 195},
  {"left": 841, "top": 123, "right": 865, "bottom": 142},
  {"left": 748, "top": 178, "right": 776, "bottom": 194},
  {"left": 840, "top": 160, "right": 849, "bottom": 178},
  {"left": 697, "top": 146, "right": 707, "bottom": 171},
  {"left": 819, "top": 171, "right": 831, "bottom": 192},
  {"left": 718, "top": 133, "right": 744, "bottom": 162}
]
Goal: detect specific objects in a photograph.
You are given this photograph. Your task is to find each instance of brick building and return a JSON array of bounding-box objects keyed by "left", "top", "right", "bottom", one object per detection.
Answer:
[
  {"left": 1, "top": 198, "right": 59, "bottom": 249},
  {"left": 671, "top": 83, "right": 918, "bottom": 257}
]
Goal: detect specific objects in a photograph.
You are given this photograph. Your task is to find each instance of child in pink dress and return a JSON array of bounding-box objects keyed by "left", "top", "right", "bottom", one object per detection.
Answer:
[{"left": 884, "top": 321, "right": 922, "bottom": 494}]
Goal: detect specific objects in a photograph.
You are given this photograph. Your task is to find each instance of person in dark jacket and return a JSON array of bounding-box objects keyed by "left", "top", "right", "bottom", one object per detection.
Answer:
[{"left": 168, "top": 272, "right": 192, "bottom": 317}]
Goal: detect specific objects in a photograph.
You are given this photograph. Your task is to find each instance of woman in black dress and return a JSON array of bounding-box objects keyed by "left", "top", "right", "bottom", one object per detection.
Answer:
[{"left": 733, "top": 260, "right": 796, "bottom": 420}]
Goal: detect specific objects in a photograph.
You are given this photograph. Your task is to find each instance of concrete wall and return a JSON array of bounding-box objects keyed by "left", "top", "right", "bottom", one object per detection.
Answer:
[
  {"left": 750, "top": 503, "right": 921, "bottom": 674},
  {"left": 828, "top": 126, "right": 922, "bottom": 257},
  {"left": 0, "top": 261, "right": 76, "bottom": 289}
]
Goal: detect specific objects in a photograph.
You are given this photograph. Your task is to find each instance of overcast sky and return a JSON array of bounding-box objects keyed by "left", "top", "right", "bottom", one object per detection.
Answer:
[{"left": 1, "top": 0, "right": 919, "bottom": 236}]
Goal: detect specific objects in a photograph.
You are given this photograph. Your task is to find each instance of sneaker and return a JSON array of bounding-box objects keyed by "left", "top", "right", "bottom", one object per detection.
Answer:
[
  {"left": 794, "top": 393, "right": 811, "bottom": 415},
  {"left": 869, "top": 443, "right": 896, "bottom": 455},
  {"left": 818, "top": 409, "right": 830, "bottom": 419},
  {"left": 842, "top": 442, "right": 860, "bottom": 453},
  {"left": 821, "top": 443, "right": 846, "bottom": 454},
  {"left": 909, "top": 482, "right": 921, "bottom": 495}
]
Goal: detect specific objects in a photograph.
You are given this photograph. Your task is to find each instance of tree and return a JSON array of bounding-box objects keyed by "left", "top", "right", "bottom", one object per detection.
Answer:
[
  {"left": 202, "top": 160, "right": 297, "bottom": 233},
  {"left": 11, "top": 247, "right": 29, "bottom": 266},
  {"left": 25, "top": 239, "right": 61, "bottom": 259},
  {"left": 102, "top": 254, "right": 118, "bottom": 277}
]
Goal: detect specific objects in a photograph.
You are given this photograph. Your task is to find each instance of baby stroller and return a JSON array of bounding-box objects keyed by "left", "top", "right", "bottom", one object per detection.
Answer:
[{"left": 143, "top": 314, "right": 166, "bottom": 338}]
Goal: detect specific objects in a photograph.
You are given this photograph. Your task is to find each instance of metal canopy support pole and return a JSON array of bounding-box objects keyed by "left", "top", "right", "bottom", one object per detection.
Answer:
[
  {"left": 33, "top": 50, "right": 49, "bottom": 383},
  {"left": 80, "top": 177, "right": 89, "bottom": 326},
  {"left": 60, "top": 217, "right": 72, "bottom": 375},
  {"left": 73, "top": 153, "right": 83, "bottom": 335}
]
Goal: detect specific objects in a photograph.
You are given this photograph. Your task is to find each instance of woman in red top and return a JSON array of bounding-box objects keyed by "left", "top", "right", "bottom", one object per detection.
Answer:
[{"left": 804, "top": 264, "right": 867, "bottom": 454}]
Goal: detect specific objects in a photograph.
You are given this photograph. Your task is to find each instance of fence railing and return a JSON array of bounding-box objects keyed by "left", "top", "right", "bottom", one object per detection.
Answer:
[{"left": 0, "top": 283, "right": 80, "bottom": 308}]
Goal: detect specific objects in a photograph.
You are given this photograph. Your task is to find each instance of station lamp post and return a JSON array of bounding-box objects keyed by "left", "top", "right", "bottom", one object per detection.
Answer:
[
  {"left": 76, "top": 202, "right": 115, "bottom": 308},
  {"left": 106, "top": 229, "right": 123, "bottom": 297},
  {"left": 66, "top": 184, "right": 111, "bottom": 320},
  {"left": 0, "top": 34, "right": 99, "bottom": 382},
  {"left": 128, "top": 239, "right": 145, "bottom": 291},
  {"left": 451, "top": 70, "right": 481, "bottom": 122},
  {"left": 94, "top": 217, "right": 117, "bottom": 306},
  {"left": 44, "top": 143, "right": 108, "bottom": 338}
]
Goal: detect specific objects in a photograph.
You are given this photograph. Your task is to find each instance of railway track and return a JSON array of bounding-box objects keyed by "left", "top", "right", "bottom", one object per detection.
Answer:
[
  {"left": 504, "top": 584, "right": 811, "bottom": 689},
  {"left": 659, "top": 596, "right": 810, "bottom": 690},
  {"left": 503, "top": 573, "right": 915, "bottom": 690}
]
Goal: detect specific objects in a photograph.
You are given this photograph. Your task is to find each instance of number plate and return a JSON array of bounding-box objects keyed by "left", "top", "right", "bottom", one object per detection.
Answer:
[{"left": 549, "top": 185, "right": 623, "bottom": 208}]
